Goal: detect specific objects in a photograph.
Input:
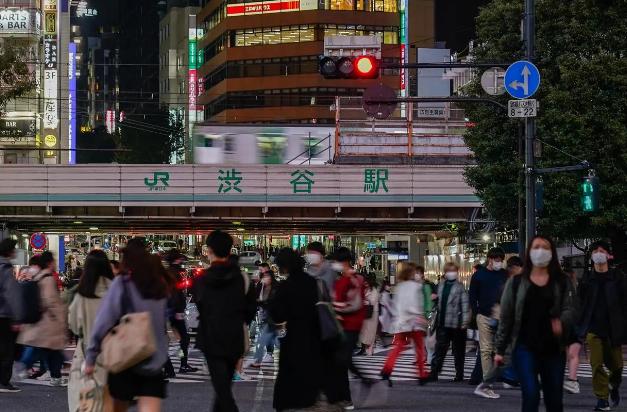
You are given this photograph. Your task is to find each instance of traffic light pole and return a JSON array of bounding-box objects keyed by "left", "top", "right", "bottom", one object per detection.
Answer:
[{"left": 523, "top": 0, "right": 536, "bottom": 254}]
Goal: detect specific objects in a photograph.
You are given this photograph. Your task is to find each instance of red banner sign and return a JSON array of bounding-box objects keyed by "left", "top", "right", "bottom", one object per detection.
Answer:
[{"left": 227, "top": 0, "right": 301, "bottom": 16}]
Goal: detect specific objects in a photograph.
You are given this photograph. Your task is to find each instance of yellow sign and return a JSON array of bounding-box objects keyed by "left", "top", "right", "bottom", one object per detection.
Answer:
[
  {"left": 44, "top": 134, "right": 57, "bottom": 147},
  {"left": 80, "top": 125, "right": 92, "bottom": 133},
  {"left": 44, "top": 12, "right": 56, "bottom": 34},
  {"left": 43, "top": 0, "right": 57, "bottom": 11},
  {"left": 44, "top": 150, "right": 55, "bottom": 157}
]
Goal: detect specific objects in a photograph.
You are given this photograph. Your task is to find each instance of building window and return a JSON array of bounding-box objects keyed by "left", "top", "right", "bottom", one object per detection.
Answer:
[{"left": 323, "top": 0, "right": 397, "bottom": 11}]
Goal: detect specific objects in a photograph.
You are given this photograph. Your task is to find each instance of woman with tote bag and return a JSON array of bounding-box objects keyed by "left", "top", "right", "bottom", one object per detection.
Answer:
[
  {"left": 67, "top": 250, "right": 113, "bottom": 412},
  {"left": 84, "top": 239, "right": 173, "bottom": 412}
]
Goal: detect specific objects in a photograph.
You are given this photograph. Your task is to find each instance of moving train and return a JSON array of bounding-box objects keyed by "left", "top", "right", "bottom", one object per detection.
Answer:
[{"left": 192, "top": 125, "right": 335, "bottom": 164}]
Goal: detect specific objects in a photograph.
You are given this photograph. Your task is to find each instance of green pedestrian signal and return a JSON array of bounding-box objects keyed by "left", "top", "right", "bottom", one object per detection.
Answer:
[{"left": 580, "top": 176, "right": 599, "bottom": 213}]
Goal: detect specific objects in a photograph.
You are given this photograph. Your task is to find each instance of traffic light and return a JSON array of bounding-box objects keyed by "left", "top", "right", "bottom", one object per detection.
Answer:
[
  {"left": 319, "top": 55, "right": 380, "bottom": 79},
  {"left": 580, "top": 175, "right": 599, "bottom": 213}
]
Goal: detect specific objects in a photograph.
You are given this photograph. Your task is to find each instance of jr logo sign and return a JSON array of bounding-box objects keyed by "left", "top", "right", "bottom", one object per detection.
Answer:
[{"left": 144, "top": 172, "right": 170, "bottom": 191}]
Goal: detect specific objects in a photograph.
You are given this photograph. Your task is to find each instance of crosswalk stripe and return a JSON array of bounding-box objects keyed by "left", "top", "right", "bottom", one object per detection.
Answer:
[{"left": 49, "top": 343, "right": 625, "bottom": 385}]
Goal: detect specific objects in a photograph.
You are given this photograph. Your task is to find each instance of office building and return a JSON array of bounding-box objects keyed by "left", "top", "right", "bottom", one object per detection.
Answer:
[{"left": 196, "top": 0, "right": 435, "bottom": 124}]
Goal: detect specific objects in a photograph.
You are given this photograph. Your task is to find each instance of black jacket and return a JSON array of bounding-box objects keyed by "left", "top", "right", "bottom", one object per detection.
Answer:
[
  {"left": 269, "top": 270, "right": 323, "bottom": 411},
  {"left": 577, "top": 268, "right": 627, "bottom": 346},
  {"left": 192, "top": 261, "right": 256, "bottom": 358}
]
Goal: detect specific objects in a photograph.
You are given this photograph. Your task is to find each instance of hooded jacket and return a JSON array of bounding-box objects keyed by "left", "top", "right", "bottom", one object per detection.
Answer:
[{"left": 192, "top": 260, "right": 257, "bottom": 358}]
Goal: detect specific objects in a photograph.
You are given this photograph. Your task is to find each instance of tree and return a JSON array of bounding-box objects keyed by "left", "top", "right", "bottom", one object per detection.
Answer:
[
  {"left": 115, "top": 108, "right": 185, "bottom": 164},
  {"left": 0, "top": 44, "right": 36, "bottom": 111},
  {"left": 463, "top": 0, "right": 627, "bottom": 262}
]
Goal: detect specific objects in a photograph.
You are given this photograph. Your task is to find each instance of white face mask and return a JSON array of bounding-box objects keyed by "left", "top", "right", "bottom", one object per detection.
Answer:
[
  {"left": 491, "top": 261, "right": 503, "bottom": 271},
  {"left": 305, "top": 253, "right": 322, "bottom": 266},
  {"left": 591, "top": 252, "right": 608, "bottom": 265},
  {"left": 530, "top": 248, "right": 552, "bottom": 268},
  {"left": 331, "top": 262, "right": 344, "bottom": 272},
  {"left": 445, "top": 271, "right": 458, "bottom": 281}
]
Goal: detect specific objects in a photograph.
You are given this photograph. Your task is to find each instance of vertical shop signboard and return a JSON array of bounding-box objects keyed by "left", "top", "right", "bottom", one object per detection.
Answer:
[
  {"left": 68, "top": 42, "right": 77, "bottom": 163},
  {"left": 43, "top": 0, "right": 59, "bottom": 158}
]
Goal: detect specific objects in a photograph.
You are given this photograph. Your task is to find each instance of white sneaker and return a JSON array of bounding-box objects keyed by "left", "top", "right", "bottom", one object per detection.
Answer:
[
  {"left": 343, "top": 403, "right": 355, "bottom": 410},
  {"left": 238, "top": 372, "right": 253, "bottom": 381},
  {"left": 474, "top": 384, "right": 501, "bottom": 399},
  {"left": 262, "top": 353, "right": 274, "bottom": 362},
  {"left": 502, "top": 382, "right": 516, "bottom": 389},
  {"left": 564, "top": 379, "right": 580, "bottom": 394},
  {"left": 49, "top": 378, "right": 68, "bottom": 387}
]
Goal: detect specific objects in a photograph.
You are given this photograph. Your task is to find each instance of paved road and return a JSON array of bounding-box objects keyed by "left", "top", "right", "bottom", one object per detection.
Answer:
[
  {"left": 1, "top": 375, "right": 605, "bottom": 411},
  {"left": 2, "top": 343, "right": 618, "bottom": 411}
]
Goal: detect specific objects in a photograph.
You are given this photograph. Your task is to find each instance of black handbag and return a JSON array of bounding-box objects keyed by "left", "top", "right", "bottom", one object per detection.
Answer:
[
  {"left": 365, "top": 304, "right": 374, "bottom": 319},
  {"left": 316, "top": 280, "right": 343, "bottom": 343}
]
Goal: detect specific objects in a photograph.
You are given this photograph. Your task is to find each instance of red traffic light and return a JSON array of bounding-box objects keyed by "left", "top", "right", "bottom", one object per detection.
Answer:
[
  {"left": 319, "top": 55, "right": 380, "bottom": 79},
  {"left": 354, "top": 56, "right": 377, "bottom": 78}
]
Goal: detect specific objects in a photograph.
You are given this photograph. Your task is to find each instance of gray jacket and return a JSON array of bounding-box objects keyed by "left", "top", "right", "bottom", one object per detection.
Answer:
[
  {"left": 0, "top": 256, "right": 16, "bottom": 319},
  {"left": 307, "top": 260, "right": 337, "bottom": 296},
  {"left": 86, "top": 275, "right": 168, "bottom": 375},
  {"left": 437, "top": 280, "right": 471, "bottom": 329}
]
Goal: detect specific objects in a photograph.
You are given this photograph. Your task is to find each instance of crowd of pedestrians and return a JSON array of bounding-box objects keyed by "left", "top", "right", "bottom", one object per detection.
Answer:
[{"left": 0, "top": 233, "right": 625, "bottom": 412}]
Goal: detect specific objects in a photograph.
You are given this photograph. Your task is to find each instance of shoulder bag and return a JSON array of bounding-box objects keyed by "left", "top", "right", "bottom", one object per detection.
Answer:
[
  {"left": 101, "top": 278, "right": 157, "bottom": 374},
  {"left": 316, "top": 279, "right": 343, "bottom": 343}
]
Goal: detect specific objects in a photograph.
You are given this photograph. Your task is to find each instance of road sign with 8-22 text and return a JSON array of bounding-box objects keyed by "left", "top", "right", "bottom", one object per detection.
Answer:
[{"left": 508, "top": 99, "right": 538, "bottom": 118}]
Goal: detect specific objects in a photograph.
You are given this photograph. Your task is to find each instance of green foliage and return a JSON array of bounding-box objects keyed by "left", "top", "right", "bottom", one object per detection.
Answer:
[
  {"left": 464, "top": 0, "right": 627, "bottom": 248},
  {"left": 0, "top": 44, "right": 36, "bottom": 112},
  {"left": 115, "top": 108, "right": 185, "bottom": 164}
]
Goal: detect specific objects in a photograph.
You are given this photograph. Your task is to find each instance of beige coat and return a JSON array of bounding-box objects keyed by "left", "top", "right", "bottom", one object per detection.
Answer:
[
  {"left": 67, "top": 277, "right": 111, "bottom": 412},
  {"left": 18, "top": 270, "right": 67, "bottom": 350},
  {"left": 359, "top": 287, "right": 380, "bottom": 347}
]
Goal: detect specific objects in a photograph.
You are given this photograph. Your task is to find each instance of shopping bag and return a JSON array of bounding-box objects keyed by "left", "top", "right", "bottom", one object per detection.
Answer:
[{"left": 78, "top": 378, "right": 104, "bottom": 412}]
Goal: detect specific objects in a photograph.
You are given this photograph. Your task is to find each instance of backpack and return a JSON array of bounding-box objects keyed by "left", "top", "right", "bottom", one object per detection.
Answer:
[{"left": 10, "top": 274, "right": 50, "bottom": 324}]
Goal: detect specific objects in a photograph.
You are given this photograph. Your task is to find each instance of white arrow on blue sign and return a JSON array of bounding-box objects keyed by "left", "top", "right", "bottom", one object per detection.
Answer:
[{"left": 504, "top": 60, "right": 540, "bottom": 99}]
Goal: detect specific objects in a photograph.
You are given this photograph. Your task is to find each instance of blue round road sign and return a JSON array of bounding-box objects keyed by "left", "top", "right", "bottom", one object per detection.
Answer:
[
  {"left": 30, "top": 232, "right": 47, "bottom": 250},
  {"left": 504, "top": 60, "right": 540, "bottom": 99}
]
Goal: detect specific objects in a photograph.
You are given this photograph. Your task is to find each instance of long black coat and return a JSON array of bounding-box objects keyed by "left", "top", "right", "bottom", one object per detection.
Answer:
[{"left": 269, "top": 270, "right": 323, "bottom": 411}]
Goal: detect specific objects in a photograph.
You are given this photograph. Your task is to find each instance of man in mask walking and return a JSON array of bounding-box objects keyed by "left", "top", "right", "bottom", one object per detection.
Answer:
[
  {"left": 469, "top": 247, "right": 508, "bottom": 399},
  {"left": 304, "top": 242, "right": 337, "bottom": 296},
  {"left": 578, "top": 241, "right": 626, "bottom": 411}
]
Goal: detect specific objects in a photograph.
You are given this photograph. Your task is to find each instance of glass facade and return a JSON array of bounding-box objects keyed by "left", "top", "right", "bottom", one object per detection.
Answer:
[
  {"left": 205, "top": 87, "right": 363, "bottom": 117},
  {"left": 202, "top": 24, "right": 398, "bottom": 59},
  {"left": 233, "top": 25, "right": 316, "bottom": 47},
  {"left": 323, "top": 0, "right": 398, "bottom": 12},
  {"left": 204, "top": 56, "right": 320, "bottom": 90}
]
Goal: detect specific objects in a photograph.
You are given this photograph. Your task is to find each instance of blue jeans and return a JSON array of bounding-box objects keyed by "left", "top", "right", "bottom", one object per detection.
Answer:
[
  {"left": 512, "top": 343, "right": 565, "bottom": 412},
  {"left": 20, "top": 347, "right": 63, "bottom": 379},
  {"left": 254, "top": 324, "right": 278, "bottom": 363}
]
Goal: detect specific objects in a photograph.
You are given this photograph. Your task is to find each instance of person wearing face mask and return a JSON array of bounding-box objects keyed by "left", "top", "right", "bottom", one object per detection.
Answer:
[
  {"left": 304, "top": 242, "right": 337, "bottom": 297},
  {"left": 469, "top": 247, "right": 508, "bottom": 399},
  {"left": 332, "top": 247, "right": 371, "bottom": 410},
  {"left": 576, "top": 240, "right": 626, "bottom": 411},
  {"left": 191, "top": 231, "right": 257, "bottom": 411},
  {"left": 249, "top": 270, "right": 278, "bottom": 368},
  {"left": 428, "top": 262, "right": 470, "bottom": 383},
  {"left": 494, "top": 236, "right": 576, "bottom": 412}
]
